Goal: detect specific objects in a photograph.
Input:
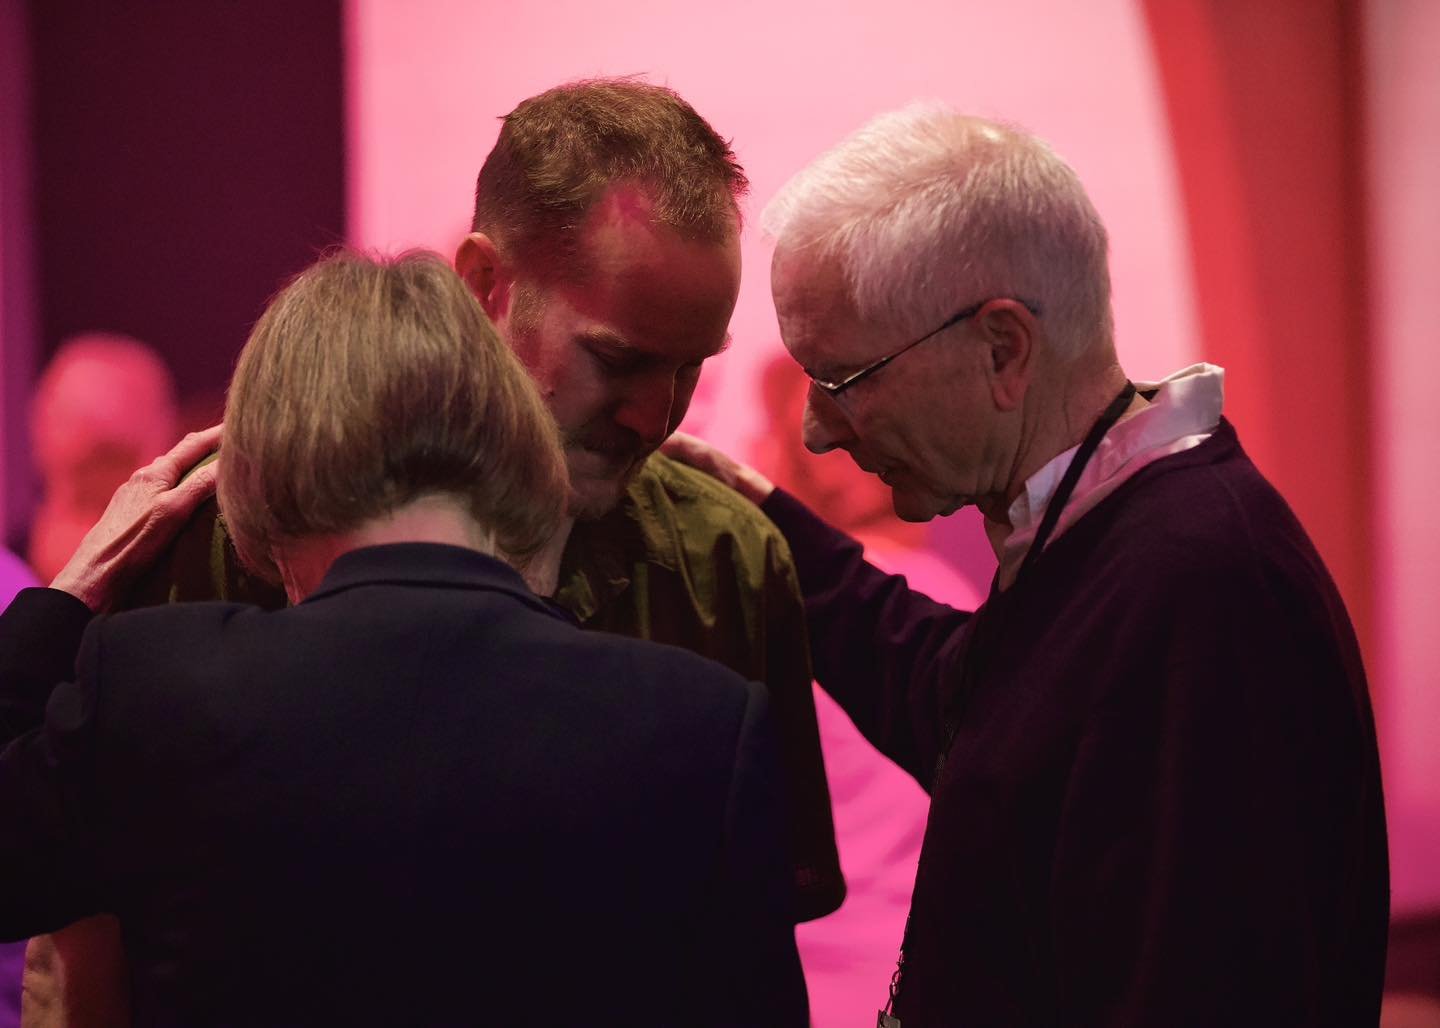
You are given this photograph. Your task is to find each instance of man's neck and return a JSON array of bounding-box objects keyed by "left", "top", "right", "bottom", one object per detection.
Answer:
[
  {"left": 980, "top": 358, "right": 1136, "bottom": 554},
  {"left": 516, "top": 517, "right": 576, "bottom": 597}
]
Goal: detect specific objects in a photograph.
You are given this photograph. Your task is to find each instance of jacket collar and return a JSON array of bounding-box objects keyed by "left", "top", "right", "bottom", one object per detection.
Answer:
[
  {"left": 553, "top": 453, "right": 680, "bottom": 623},
  {"left": 303, "top": 542, "right": 569, "bottom": 622}
]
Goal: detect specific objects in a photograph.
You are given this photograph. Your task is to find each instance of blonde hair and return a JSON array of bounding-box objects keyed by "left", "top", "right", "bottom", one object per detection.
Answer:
[{"left": 218, "top": 249, "right": 566, "bottom": 581}]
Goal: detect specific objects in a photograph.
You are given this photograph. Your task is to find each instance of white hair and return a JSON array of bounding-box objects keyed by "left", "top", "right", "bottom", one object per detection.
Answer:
[{"left": 761, "top": 104, "right": 1113, "bottom": 359}]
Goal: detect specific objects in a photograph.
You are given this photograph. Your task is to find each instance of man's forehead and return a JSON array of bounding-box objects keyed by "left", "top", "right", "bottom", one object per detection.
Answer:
[
  {"left": 527, "top": 199, "right": 741, "bottom": 363},
  {"left": 772, "top": 250, "right": 869, "bottom": 368}
]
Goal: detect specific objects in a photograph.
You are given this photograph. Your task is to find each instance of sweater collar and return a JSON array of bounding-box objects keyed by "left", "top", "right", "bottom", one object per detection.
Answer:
[{"left": 994, "top": 363, "right": 1226, "bottom": 581}]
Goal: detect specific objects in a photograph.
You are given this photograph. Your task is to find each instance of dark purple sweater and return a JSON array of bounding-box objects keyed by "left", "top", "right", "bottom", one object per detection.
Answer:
[{"left": 763, "top": 420, "right": 1387, "bottom": 1026}]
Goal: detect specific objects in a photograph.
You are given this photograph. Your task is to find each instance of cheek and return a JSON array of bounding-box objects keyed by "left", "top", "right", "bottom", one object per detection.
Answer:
[
  {"left": 513, "top": 335, "right": 601, "bottom": 430},
  {"left": 548, "top": 361, "right": 632, "bottom": 438}
]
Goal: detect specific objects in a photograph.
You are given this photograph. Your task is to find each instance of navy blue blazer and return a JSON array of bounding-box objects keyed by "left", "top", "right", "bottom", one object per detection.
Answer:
[{"left": 0, "top": 543, "right": 807, "bottom": 1026}]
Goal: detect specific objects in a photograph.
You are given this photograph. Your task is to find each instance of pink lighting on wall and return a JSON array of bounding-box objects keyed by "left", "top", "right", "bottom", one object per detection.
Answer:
[
  {"left": 344, "top": 0, "right": 1199, "bottom": 464},
  {"left": 1367, "top": 0, "right": 1440, "bottom": 915}
]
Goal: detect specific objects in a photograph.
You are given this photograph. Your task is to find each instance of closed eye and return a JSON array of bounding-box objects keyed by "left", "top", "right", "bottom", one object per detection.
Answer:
[
  {"left": 579, "top": 330, "right": 728, "bottom": 378},
  {"left": 584, "top": 342, "right": 638, "bottom": 373}
]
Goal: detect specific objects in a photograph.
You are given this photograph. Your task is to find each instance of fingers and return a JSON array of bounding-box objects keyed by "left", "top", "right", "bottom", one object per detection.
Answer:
[
  {"left": 147, "top": 425, "right": 224, "bottom": 488},
  {"left": 49, "top": 428, "right": 224, "bottom": 612},
  {"left": 662, "top": 432, "right": 776, "bottom": 506},
  {"left": 661, "top": 431, "right": 718, "bottom": 466},
  {"left": 167, "top": 460, "right": 220, "bottom": 519}
]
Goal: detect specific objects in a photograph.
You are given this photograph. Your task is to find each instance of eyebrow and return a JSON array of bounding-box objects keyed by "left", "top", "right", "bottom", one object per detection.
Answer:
[
  {"left": 579, "top": 329, "right": 732, "bottom": 361},
  {"left": 578, "top": 328, "right": 631, "bottom": 350}
]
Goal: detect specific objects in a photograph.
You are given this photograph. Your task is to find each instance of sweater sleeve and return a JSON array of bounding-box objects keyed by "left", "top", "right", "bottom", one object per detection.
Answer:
[{"left": 761, "top": 489, "right": 975, "bottom": 787}]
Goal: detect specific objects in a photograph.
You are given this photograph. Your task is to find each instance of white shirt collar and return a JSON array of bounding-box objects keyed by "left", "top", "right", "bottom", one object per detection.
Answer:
[{"left": 996, "top": 363, "right": 1226, "bottom": 579}]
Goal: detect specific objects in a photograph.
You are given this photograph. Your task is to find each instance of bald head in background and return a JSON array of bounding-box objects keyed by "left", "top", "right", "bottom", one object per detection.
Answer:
[{"left": 29, "top": 333, "right": 178, "bottom": 581}]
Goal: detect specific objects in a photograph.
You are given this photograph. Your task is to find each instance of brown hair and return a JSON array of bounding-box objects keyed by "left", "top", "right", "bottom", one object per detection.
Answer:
[
  {"left": 472, "top": 77, "right": 748, "bottom": 279},
  {"left": 218, "top": 249, "right": 567, "bottom": 580}
]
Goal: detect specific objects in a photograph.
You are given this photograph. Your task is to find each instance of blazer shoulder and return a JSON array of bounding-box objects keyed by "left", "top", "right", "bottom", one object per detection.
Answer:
[
  {"left": 96, "top": 600, "right": 263, "bottom": 661},
  {"left": 582, "top": 621, "right": 756, "bottom": 693}
]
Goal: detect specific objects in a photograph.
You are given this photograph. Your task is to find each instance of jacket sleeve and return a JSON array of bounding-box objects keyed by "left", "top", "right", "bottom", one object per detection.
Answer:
[
  {"left": 754, "top": 529, "right": 846, "bottom": 919},
  {"left": 706, "top": 679, "right": 810, "bottom": 1027},
  {"left": 0, "top": 589, "right": 104, "bottom": 940},
  {"left": 761, "top": 489, "right": 975, "bottom": 787},
  {"left": 0, "top": 589, "right": 93, "bottom": 743}
]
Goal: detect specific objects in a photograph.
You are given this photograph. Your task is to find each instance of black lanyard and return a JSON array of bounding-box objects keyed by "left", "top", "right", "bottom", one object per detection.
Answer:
[
  {"left": 878, "top": 380, "right": 1136, "bottom": 1028},
  {"left": 1016, "top": 380, "right": 1137, "bottom": 579}
]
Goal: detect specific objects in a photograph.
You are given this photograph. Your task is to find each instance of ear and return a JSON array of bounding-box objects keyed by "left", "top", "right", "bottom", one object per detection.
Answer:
[
  {"left": 981, "top": 300, "right": 1038, "bottom": 412},
  {"left": 454, "top": 232, "right": 514, "bottom": 325}
]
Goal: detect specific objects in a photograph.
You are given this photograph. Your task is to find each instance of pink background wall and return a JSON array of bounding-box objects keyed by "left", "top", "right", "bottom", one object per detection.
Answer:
[{"left": 1367, "top": 0, "right": 1440, "bottom": 916}]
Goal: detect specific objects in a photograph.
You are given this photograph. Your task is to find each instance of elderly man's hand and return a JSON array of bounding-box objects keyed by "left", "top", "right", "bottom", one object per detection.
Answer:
[
  {"left": 50, "top": 425, "right": 223, "bottom": 612},
  {"left": 662, "top": 432, "right": 776, "bottom": 507}
]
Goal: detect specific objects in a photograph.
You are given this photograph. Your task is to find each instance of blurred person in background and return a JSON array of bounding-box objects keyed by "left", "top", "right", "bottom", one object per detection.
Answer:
[
  {"left": 27, "top": 334, "right": 177, "bottom": 583},
  {"left": 20, "top": 339, "right": 178, "bottom": 1027},
  {"left": 0, "top": 250, "right": 807, "bottom": 1026}
]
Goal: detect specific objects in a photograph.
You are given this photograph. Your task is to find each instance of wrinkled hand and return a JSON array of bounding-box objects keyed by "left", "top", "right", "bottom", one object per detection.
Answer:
[
  {"left": 50, "top": 425, "right": 223, "bottom": 612},
  {"left": 662, "top": 432, "right": 776, "bottom": 507}
]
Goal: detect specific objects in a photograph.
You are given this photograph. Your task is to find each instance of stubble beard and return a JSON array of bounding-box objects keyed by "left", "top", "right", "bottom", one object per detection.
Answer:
[{"left": 564, "top": 448, "right": 648, "bottom": 522}]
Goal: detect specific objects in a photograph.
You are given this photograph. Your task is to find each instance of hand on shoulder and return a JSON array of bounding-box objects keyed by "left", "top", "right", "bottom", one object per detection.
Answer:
[
  {"left": 50, "top": 426, "right": 223, "bottom": 612},
  {"left": 661, "top": 432, "right": 776, "bottom": 507}
]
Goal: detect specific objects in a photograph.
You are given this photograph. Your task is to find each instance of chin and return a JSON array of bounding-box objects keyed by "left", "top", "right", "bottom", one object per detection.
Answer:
[
  {"left": 889, "top": 487, "right": 950, "bottom": 524},
  {"left": 563, "top": 447, "right": 652, "bottom": 520},
  {"left": 567, "top": 483, "right": 620, "bottom": 521},
  {"left": 566, "top": 467, "right": 641, "bottom": 521}
]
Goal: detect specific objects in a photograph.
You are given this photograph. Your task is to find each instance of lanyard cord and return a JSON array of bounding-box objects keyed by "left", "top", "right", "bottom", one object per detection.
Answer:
[
  {"left": 1016, "top": 381, "right": 1137, "bottom": 579},
  {"left": 879, "top": 380, "right": 1136, "bottom": 1026}
]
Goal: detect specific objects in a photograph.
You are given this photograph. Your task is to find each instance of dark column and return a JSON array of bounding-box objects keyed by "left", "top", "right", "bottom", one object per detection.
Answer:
[{"left": 26, "top": 0, "right": 346, "bottom": 424}]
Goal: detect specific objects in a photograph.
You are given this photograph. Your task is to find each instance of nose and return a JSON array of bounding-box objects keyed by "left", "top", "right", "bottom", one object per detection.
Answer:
[
  {"left": 801, "top": 385, "right": 854, "bottom": 455},
  {"left": 614, "top": 374, "right": 679, "bottom": 451}
]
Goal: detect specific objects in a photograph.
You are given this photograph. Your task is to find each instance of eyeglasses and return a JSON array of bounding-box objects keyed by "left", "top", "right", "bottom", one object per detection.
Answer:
[{"left": 807, "top": 297, "right": 1041, "bottom": 399}]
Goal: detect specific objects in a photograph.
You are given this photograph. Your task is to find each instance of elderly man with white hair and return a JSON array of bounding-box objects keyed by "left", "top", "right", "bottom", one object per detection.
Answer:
[{"left": 669, "top": 106, "right": 1388, "bottom": 1025}]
